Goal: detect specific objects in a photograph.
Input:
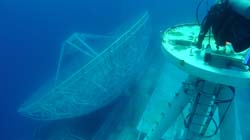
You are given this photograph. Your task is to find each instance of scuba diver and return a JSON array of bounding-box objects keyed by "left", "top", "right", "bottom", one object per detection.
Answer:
[{"left": 197, "top": 0, "right": 250, "bottom": 52}]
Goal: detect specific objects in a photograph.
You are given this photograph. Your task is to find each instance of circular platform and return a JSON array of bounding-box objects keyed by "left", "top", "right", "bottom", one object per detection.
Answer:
[{"left": 162, "top": 24, "right": 250, "bottom": 88}]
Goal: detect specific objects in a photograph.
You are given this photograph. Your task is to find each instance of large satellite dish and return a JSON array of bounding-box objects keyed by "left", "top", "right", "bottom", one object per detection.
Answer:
[{"left": 18, "top": 12, "right": 151, "bottom": 120}]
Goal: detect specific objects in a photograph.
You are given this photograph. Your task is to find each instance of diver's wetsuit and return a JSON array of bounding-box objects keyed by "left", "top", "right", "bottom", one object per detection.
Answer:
[{"left": 197, "top": 2, "right": 250, "bottom": 52}]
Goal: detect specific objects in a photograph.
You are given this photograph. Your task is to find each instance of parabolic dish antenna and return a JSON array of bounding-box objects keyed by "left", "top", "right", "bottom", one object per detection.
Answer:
[{"left": 18, "top": 12, "right": 151, "bottom": 120}]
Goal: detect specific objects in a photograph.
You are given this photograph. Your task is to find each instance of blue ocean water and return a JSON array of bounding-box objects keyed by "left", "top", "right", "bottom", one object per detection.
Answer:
[{"left": 0, "top": 0, "right": 213, "bottom": 140}]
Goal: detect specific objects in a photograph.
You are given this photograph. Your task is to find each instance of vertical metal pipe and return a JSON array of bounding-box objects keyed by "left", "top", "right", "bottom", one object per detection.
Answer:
[{"left": 144, "top": 76, "right": 198, "bottom": 140}]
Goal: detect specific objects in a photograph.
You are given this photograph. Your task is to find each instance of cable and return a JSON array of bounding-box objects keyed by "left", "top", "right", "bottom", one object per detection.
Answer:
[
  {"left": 196, "top": 0, "right": 206, "bottom": 24},
  {"left": 214, "top": 88, "right": 235, "bottom": 134},
  {"left": 202, "top": 117, "right": 218, "bottom": 138},
  {"left": 196, "top": 0, "right": 213, "bottom": 25},
  {"left": 196, "top": 0, "right": 213, "bottom": 48}
]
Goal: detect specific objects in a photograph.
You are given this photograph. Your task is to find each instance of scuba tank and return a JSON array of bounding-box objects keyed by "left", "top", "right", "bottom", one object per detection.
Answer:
[{"left": 229, "top": 0, "right": 250, "bottom": 19}]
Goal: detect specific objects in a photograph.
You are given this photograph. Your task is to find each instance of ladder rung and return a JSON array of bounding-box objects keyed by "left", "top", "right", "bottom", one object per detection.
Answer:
[
  {"left": 199, "top": 91, "right": 215, "bottom": 98},
  {"left": 197, "top": 102, "right": 214, "bottom": 106},
  {"left": 187, "top": 130, "right": 203, "bottom": 137},
  {"left": 190, "top": 122, "right": 209, "bottom": 127},
  {"left": 193, "top": 112, "right": 212, "bottom": 118}
]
